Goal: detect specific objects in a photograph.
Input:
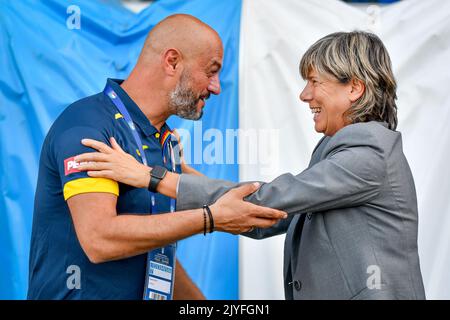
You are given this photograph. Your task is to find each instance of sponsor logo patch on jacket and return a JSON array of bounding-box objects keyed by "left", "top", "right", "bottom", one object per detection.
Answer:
[{"left": 64, "top": 157, "right": 86, "bottom": 176}]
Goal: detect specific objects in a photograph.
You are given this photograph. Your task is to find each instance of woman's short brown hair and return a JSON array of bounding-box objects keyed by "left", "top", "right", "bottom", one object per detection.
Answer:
[{"left": 300, "top": 31, "right": 398, "bottom": 130}]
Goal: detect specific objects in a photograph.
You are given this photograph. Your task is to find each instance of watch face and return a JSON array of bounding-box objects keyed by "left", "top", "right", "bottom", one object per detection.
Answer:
[{"left": 151, "top": 166, "right": 167, "bottom": 179}]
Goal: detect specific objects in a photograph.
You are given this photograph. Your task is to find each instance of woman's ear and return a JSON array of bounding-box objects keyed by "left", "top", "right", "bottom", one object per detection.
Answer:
[{"left": 349, "top": 78, "right": 365, "bottom": 102}]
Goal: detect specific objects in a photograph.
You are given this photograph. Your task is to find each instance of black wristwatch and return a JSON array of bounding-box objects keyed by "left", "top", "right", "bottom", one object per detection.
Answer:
[{"left": 148, "top": 165, "right": 168, "bottom": 193}]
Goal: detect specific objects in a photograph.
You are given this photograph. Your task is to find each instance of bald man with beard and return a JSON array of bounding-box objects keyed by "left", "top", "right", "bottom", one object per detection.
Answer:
[{"left": 28, "top": 14, "right": 286, "bottom": 300}]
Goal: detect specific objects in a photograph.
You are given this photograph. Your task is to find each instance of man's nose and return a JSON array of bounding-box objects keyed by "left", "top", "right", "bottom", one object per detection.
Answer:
[{"left": 207, "top": 74, "right": 221, "bottom": 95}]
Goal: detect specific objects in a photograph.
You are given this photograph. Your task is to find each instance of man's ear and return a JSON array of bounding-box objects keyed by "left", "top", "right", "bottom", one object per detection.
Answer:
[
  {"left": 349, "top": 78, "right": 365, "bottom": 102},
  {"left": 163, "top": 48, "right": 182, "bottom": 76}
]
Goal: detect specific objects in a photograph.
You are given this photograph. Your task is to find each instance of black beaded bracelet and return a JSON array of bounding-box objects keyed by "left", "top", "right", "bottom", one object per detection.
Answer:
[
  {"left": 203, "top": 205, "right": 214, "bottom": 233},
  {"left": 202, "top": 207, "right": 207, "bottom": 236}
]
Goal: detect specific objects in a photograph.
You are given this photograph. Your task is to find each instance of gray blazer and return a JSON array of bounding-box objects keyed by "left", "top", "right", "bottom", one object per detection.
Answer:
[{"left": 176, "top": 121, "right": 425, "bottom": 300}]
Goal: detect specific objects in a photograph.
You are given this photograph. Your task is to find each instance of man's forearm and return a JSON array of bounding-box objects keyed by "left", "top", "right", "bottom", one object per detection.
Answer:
[{"left": 90, "top": 208, "right": 202, "bottom": 263}]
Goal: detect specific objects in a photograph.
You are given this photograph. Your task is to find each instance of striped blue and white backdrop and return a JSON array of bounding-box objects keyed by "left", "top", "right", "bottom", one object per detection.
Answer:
[{"left": 1, "top": 0, "right": 449, "bottom": 299}]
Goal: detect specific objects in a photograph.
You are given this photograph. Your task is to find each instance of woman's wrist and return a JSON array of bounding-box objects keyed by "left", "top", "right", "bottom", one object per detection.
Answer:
[
  {"left": 139, "top": 164, "right": 179, "bottom": 197},
  {"left": 156, "top": 171, "right": 179, "bottom": 199},
  {"left": 138, "top": 164, "right": 151, "bottom": 188}
]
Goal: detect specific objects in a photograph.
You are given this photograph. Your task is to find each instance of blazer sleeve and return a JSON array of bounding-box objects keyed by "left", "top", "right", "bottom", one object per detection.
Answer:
[{"left": 176, "top": 124, "right": 387, "bottom": 219}]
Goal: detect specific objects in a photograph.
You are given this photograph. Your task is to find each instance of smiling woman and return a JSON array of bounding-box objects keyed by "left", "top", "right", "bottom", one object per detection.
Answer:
[{"left": 299, "top": 31, "right": 398, "bottom": 136}]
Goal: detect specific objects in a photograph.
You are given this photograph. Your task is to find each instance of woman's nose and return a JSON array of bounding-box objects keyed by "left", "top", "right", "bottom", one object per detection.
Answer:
[{"left": 299, "top": 85, "right": 312, "bottom": 102}]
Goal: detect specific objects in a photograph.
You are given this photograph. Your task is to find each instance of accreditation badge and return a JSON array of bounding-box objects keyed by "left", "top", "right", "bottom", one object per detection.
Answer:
[
  {"left": 143, "top": 243, "right": 177, "bottom": 300},
  {"left": 143, "top": 194, "right": 177, "bottom": 300},
  {"left": 142, "top": 132, "right": 180, "bottom": 300}
]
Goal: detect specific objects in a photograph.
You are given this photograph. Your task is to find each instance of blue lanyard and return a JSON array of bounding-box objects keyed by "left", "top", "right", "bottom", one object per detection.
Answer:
[
  {"left": 104, "top": 85, "right": 148, "bottom": 166},
  {"left": 104, "top": 84, "right": 177, "bottom": 211},
  {"left": 104, "top": 84, "right": 178, "bottom": 300}
]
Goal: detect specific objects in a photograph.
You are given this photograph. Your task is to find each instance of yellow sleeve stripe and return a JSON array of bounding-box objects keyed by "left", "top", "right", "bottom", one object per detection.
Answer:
[
  {"left": 63, "top": 177, "right": 119, "bottom": 201},
  {"left": 115, "top": 113, "right": 123, "bottom": 119}
]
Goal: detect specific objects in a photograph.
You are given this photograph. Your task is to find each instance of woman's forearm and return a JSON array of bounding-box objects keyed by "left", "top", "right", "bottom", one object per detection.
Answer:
[{"left": 157, "top": 171, "right": 180, "bottom": 199}]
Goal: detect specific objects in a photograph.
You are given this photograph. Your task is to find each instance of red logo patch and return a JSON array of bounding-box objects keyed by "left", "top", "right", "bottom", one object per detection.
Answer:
[{"left": 64, "top": 157, "right": 82, "bottom": 176}]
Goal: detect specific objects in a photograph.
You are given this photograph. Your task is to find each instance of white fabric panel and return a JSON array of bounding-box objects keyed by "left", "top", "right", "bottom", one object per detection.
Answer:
[{"left": 239, "top": 0, "right": 450, "bottom": 299}]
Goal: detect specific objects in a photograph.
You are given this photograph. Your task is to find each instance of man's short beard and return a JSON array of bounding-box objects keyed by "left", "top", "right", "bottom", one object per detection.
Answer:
[{"left": 168, "top": 71, "right": 203, "bottom": 120}]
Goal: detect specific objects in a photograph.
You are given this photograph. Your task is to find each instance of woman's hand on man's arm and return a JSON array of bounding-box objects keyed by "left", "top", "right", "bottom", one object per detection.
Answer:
[{"left": 75, "top": 137, "right": 152, "bottom": 189}]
